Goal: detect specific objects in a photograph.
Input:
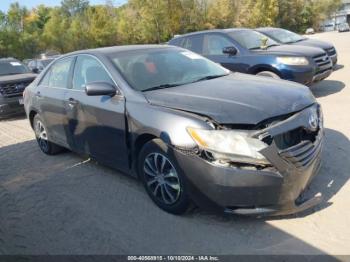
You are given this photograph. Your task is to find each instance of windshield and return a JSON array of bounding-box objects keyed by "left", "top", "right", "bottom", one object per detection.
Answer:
[
  {"left": 263, "top": 29, "right": 305, "bottom": 44},
  {"left": 110, "top": 48, "right": 230, "bottom": 92},
  {"left": 0, "top": 61, "right": 30, "bottom": 76},
  {"left": 228, "top": 30, "right": 278, "bottom": 50}
]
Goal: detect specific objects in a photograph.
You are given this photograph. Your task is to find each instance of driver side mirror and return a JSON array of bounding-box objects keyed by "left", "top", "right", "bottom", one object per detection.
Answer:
[
  {"left": 222, "top": 46, "right": 238, "bottom": 56},
  {"left": 31, "top": 68, "right": 39, "bottom": 74},
  {"left": 85, "top": 82, "right": 118, "bottom": 97}
]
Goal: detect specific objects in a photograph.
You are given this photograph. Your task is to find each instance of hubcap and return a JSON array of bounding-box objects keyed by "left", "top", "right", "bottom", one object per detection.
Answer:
[
  {"left": 35, "top": 120, "right": 48, "bottom": 152},
  {"left": 144, "top": 153, "right": 181, "bottom": 205}
]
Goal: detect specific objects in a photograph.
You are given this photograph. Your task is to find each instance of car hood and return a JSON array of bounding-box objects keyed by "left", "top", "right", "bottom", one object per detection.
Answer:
[
  {"left": 260, "top": 44, "right": 325, "bottom": 57},
  {"left": 0, "top": 73, "right": 37, "bottom": 84},
  {"left": 291, "top": 38, "right": 334, "bottom": 50},
  {"left": 143, "top": 73, "right": 315, "bottom": 125}
]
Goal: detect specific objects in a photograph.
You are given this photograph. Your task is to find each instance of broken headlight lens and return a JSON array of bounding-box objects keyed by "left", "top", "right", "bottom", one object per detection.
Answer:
[{"left": 187, "top": 127, "right": 270, "bottom": 165}]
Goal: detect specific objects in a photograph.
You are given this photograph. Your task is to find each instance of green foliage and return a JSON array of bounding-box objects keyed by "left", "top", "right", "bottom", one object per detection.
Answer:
[
  {"left": 0, "top": 0, "right": 342, "bottom": 59},
  {"left": 243, "top": 0, "right": 279, "bottom": 28}
]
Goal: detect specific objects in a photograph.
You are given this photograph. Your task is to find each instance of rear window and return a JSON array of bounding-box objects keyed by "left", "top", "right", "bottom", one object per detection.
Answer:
[{"left": 170, "top": 35, "right": 203, "bottom": 54}]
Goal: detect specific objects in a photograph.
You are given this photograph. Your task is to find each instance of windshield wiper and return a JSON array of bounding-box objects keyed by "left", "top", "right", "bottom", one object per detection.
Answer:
[
  {"left": 3, "top": 72, "right": 22, "bottom": 75},
  {"left": 143, "top": 83, "right": 182, "bottom": 92},
  {"left": 266, "top": 44, "right": 280, "bottom": 48},
  {"left": 249, "top": 47, "right": 261, "bottom": 50},
  {"left": 191, "top": 74, "right": 228, "bottom": 83},
  {"left": 285, "top": 39, "right": 304, "bottom": 44}
]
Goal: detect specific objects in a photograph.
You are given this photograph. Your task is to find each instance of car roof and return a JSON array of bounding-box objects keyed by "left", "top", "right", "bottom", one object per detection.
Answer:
[
  {"left": 256, "top": 27, "right": 278, "bottom": 32},
  {"left": 65, "top": 45, "right": 175, "bottom": 57},
  {"left": 171, "top": 28, "right": 252, "bottom": 39}
]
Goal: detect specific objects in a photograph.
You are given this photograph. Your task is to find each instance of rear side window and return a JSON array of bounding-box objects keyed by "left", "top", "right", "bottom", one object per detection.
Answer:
[
  {"left": 72, "top": 55, "right": 113, "bottom": 90},
  {"left": 179, "top": 35, "right": 203, "bottom": 54},
  {"left": 169, "top": 37, "right": 181, "bottom": 46},
  {"left": 39, "top": 57, "right": 74, "bottom": 88}
]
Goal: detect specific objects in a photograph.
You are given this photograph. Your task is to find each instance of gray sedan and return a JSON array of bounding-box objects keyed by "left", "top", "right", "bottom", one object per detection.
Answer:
[{"left": 24, "top": 45, "right": 324, "bottom": 216}]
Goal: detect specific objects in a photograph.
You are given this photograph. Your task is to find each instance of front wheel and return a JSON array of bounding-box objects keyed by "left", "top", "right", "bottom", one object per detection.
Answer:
[
  {"left": 33, "top": 115, "right": 64, "bottom": 155},
  {"left": 138, "top": 139, "right": 190, "bottom": 214},
  {"left": 256, "top": 71, "right": 281, "bottom": 79}
]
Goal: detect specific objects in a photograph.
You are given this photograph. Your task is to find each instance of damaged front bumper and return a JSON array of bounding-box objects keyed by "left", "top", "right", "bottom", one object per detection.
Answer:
[
  {"left": 224, "top": 193, "right": 323, "bottom": 216},
  {"left": 173, "top": 105, "right": 324, "bottom": 216}
]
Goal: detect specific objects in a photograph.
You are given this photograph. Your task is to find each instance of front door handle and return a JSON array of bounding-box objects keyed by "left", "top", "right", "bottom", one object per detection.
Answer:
[{"left": 68, "top": 98, "right": 78, "bottom": 107}]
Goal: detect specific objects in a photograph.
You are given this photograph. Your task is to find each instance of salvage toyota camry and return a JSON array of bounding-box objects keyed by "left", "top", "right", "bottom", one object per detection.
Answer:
[{"left": 24, "top": 45, "right": 324, "bottom": 216}]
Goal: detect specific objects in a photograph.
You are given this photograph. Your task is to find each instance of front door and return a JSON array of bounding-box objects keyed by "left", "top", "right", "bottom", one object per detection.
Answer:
[
  {"left": 202, "top": 34, "right": 246, "bottom": 73},
  {"left": 65, "top": 55, "right": 129, "bottom": 171}
]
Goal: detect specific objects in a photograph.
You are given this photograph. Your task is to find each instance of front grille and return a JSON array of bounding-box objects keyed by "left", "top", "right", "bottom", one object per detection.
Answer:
[
  {"left": 312, "top": 54, "right": 332, "bottom": 75},
  {"left": 279, "top": 131, "right": 323, "bottom": 169},
  {"left": 0, "top": 81, "right": 31, "bottom": 97},
  {"left": 274, "top": 127, "right": 317, "bottom": 150},
  {"left": 325, "top": 47, "right": 336, "bottom": 56}
]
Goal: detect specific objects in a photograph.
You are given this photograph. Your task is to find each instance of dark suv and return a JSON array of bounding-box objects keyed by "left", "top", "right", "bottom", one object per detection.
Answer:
[
  {"left": 0, "top": 58, "right": 37, "bottom": 118},
  {"left": 169, "top": 29, "right": 333, "bottom": 85},
  {"left": 256, "top": 27, "right": 338, "bottom": 65}
]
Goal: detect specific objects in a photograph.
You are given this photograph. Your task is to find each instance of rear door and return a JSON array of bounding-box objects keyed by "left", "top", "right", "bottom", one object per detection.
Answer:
[
  {"left": 65, "top": 54, "right": 129, "bottom": 171},
  {"left": 36, "top": 56, "right": 75, "bottom": 147}
]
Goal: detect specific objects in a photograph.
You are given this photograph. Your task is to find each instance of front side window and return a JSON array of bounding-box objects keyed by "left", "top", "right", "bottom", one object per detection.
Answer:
[
  {"left": 46, "top": 57, "right": 74, "bottom": 88},
  {"left": 0, "top": 60, "right": 30, "bottom": 76},
  {"left": 110, "top": 48, "right": 229, "bottom": 92},
  {"left": 73, "top": 55, "right": 113, "bottom": 90},
  {"left": 203, "top": 34, "right": 234, "bottom": 55},
  {"left": 228, "top": 30, "right": 278, "bottom": 50}
]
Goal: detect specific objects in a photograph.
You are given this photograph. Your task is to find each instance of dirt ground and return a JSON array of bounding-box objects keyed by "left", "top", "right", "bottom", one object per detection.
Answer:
[{"left": 0, "top": 31, "right": 349, "bottom": 256}]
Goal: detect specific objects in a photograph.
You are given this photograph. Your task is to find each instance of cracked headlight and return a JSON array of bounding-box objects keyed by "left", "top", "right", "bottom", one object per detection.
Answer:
[
  {"left": 277, "top": 56, "right": 309, "bottom": 66},
  {"left": 187, "top": 127, "right": 270, "bottom": 165}
]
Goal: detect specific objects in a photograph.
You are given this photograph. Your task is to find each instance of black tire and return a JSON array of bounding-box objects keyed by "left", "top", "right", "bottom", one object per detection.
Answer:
[
  {"left": 138, "top": 139, "right": 190, "bottom": 214},
  {"left": 33, "top": 114, "right": 64, "bottom": 155},
  {"left": 256, "top": 71, "right": 281, "bottom": 79}
]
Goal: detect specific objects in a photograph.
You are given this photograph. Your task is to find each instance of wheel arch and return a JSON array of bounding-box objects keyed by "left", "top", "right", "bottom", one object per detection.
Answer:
[
  {"left": 249, "top": 65, "right": 282, "bottom": 77},
  {"left": 131, "top": 133, "right": 158, "bottom": 177},
  {"left": 29, "top": 109, "right": 38, "bottom": 129}
]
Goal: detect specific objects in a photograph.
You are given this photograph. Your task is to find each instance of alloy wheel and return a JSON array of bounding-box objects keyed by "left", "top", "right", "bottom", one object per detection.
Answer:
[
  {"left": 143, "top": 153, "right": 181, "bottom": 205},
  {"left": 35, "top": 120, "right": 49, "bottom": 152}
]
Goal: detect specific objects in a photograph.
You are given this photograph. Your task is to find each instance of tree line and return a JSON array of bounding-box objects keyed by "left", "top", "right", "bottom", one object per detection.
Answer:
[{"left": 0, "top": 0, "right": 341, "bottom": 60}]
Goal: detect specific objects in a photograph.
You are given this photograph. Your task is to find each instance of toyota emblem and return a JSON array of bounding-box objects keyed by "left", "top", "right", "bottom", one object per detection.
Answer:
[{"left": 309, "top": 112, "right": 319, "bottom": 131}]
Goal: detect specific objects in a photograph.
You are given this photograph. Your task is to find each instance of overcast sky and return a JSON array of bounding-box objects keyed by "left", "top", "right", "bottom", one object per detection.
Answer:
[{"left": 0, "top": 0, "right": 127, "bottom": 12}]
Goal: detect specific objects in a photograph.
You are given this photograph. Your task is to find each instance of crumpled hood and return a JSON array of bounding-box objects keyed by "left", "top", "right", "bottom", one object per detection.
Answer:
[
  {"left": 260, "top": 44, "right": 326, "bottom": 57},
  {"left": 143, "top": 73, "right": 316, "bottom": 125},
  {"left": 0, "top": 73, "right": 37, "bottom": 84},
  {"left": 291, "top": 38, "right": 334, "bottom": 50}
]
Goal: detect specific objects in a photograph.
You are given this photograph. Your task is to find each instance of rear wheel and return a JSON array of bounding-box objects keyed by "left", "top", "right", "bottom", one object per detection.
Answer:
[
  {"left": 256, "top": 71, "right": 280, "bottom": 79},
  {"left": 138, "top": 139, "right": 190, "bottom": 214},
  {"left": 33, "top": 115, "right": 64, "bottom": 155}
]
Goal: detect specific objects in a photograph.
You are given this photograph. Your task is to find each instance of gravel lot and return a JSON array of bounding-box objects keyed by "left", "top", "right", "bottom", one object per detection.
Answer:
[{"left": 0, "top": 31, "right": 349, "bottom": 256}]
